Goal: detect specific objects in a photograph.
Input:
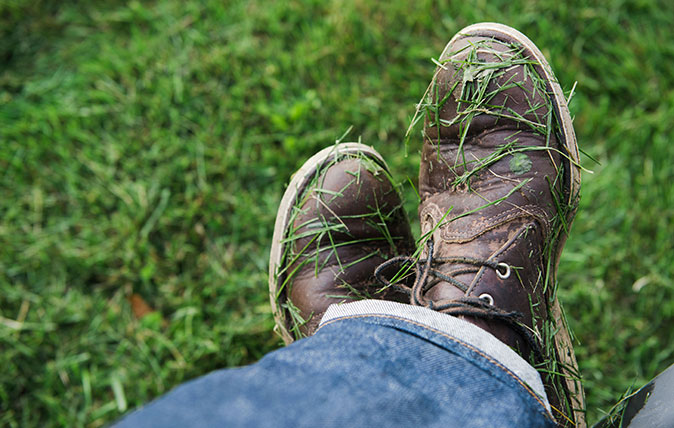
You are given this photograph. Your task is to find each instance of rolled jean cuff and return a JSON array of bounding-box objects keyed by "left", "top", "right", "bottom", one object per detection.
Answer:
[{"left": 319, "top": 299, "right": 551, "bottom": 413}]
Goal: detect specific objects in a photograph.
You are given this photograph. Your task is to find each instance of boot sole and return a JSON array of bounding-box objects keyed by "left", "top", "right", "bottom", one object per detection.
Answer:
[{"left": 268, "top": 142, "right": 390, "bottom": 345}]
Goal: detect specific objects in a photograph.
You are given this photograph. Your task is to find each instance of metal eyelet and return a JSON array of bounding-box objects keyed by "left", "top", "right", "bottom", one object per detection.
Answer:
[
  {"left": 479, "top": 293, "right": 494, "bottom": 306},
  {"left": 496, "top": 262, "right": 511, "bottom": 279}
]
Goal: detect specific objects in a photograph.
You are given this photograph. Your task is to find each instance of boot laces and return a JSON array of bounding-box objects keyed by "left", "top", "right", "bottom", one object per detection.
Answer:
[{"left": 374, "top": 239, "right": 543, "bottom": 360}]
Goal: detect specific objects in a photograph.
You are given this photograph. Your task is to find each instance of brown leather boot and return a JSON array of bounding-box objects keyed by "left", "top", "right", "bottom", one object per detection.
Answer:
[
  {"left": 394, "top": 23, "right": 583, "bottom": 426},
  {"left": 269, "top": 143, "right": 414, "bottom": 345}
]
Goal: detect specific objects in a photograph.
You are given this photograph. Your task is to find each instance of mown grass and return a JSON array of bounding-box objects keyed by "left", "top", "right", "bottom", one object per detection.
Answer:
[{"left": 1, "top": 0, "right": 673, "bottom": 426}]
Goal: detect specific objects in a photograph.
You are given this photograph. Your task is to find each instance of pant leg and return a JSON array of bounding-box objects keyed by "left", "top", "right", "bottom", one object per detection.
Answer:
[{"left": 115, "top": 301, "right": 556, "bottom": 428}]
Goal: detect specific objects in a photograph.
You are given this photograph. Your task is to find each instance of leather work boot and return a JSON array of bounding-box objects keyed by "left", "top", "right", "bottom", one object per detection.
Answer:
[
  {"left": 393, "top": 23, "right": 584, "bottom": 426},
  {"left": 269, "top": 143, "right": 414, "bottom": 344}
]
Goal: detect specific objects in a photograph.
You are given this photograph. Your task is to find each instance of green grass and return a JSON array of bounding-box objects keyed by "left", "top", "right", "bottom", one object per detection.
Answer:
[{"left": 1, "top": 0, "right": 674, "bottom": 426}]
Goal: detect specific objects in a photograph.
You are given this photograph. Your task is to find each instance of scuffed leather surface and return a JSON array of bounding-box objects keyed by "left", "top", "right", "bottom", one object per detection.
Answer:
[
  {"left": 287, "top": 158, "right": 414, "bottom": 335},
  {"left": 419, "top": 36, "right": 564, "bottom": 352}
]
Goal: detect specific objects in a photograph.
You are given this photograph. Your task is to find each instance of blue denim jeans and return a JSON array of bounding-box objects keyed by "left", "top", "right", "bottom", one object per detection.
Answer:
[{"left": 115, "top": 301, "right": 556, "bottom": 427}]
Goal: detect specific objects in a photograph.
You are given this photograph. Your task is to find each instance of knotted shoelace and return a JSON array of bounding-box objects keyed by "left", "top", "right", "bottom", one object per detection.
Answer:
[{"left": 374, "top": 239, "right": 543, "bottom": 361}]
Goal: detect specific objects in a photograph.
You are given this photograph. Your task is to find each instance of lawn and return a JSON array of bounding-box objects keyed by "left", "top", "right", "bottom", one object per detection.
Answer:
[{"left": 2, "top": 0, "right": 674, "bottom": 426}]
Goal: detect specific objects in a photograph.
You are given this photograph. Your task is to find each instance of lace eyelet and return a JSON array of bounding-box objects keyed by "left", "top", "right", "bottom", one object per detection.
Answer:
[
  {"left": 496, "top": 262, "right": 511, "bottom": 279},
  {"left": 479, "top": 293, "right": 494, "bottom": 306}
]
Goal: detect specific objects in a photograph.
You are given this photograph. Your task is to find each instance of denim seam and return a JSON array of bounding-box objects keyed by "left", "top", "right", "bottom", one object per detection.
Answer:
[{"left": 317, "top": 313, "right": 554, "bottom": 422}]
